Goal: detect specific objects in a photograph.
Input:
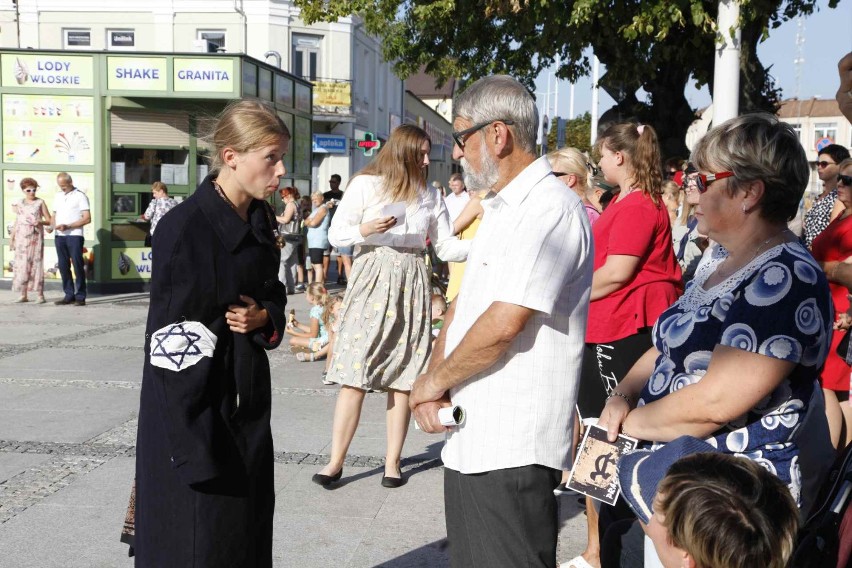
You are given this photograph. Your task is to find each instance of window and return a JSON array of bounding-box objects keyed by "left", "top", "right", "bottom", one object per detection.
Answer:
[
  {"left": 789, "top": 123, "right": 802, "bottom": 141},
  {"left": 64, "top": 29, "right": 91, "bottom": 49},
  {"left": 814, "top": 122, "right": 838, "bottom": 144},
  {"left": 197, "top": 30, "right": 226, "bottom": 53},
  {"left": 292, "top": 34, "right": 321, "bottom": 81},
  {"left": 108, "top": 29, "right": 135, "bottom": 50}
]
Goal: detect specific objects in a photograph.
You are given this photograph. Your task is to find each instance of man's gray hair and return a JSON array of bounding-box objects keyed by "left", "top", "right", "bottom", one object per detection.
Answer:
[{"left": 453, "top": 75, "right": 538, "bottom": 155}]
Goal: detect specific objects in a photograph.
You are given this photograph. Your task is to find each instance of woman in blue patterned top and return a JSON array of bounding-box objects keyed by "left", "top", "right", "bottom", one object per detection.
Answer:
[{"left": 599, "top": 114, "right": 833, "bottom": 510}]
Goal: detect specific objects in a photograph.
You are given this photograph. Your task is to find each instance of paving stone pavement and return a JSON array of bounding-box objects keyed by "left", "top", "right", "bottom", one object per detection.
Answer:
[{"left": 0, "top": 287, "right": 587, "bottom": 567}]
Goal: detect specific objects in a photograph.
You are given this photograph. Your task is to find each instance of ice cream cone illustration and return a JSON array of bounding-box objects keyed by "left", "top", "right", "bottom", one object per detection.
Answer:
[{"left": 14, "top": 58, "right": 29, "bottom": 85}]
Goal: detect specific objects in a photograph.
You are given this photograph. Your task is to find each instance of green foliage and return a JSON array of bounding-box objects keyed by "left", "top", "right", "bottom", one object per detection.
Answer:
[
  {"left": 547, "top": 113, "right": 593, "bottom": 154},
  {"left": 294, "top": 0, "right": 841, "bottom": 156}
]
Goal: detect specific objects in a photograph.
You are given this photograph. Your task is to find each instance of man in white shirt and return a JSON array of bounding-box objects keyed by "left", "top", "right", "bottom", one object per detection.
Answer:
[
  {"left": 443, "top": 173, "right": 470, "bottom": 222},
  {"left": 410, "top": 75, "right": 593, "bottom": 568},
  {"left": 53, "top": 172, "right": 91, "bottom": 306}
]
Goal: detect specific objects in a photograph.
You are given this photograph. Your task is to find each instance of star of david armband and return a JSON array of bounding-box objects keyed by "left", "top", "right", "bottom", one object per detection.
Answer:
[{"left": 149, "top": 321, "right": 218, "bottom": 372}]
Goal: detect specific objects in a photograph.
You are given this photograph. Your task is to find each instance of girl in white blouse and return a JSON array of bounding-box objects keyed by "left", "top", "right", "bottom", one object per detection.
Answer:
[{"left": 312, "top": 125, "right": 469, "bottom": 488}]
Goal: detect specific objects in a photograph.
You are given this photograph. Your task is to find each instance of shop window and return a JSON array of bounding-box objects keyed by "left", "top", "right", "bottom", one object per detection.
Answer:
[
  {"left": 292, "top": 34, "right": 321, "bottom": 81},
  {"left": 64, "top": 29, "right": 91, "bottom": 49},
  {"left": 108, "top": 29, "right": 135, "bottom": 51},
  {"left": 110, "top": 148, "right": 190, "bottom": 186},
  {"left": 198, "top": 30, "right": 226, "bottom": 53}
]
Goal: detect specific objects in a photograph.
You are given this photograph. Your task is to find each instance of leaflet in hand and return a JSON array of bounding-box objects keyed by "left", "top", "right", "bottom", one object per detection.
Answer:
[
  {"left": 567, "top": 424, "right": 638, "bottom": 505},
  {"left": 380, "top": 201, "right": 407, "bottom": 235}
]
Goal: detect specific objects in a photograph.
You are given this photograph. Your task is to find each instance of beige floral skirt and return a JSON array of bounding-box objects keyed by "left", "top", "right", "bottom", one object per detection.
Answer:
[{"left": 328, "top": 245, "right": 431, "bottom": 392}]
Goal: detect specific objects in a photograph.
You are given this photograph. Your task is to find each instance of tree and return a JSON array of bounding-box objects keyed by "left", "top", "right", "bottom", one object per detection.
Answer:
[
  {"left": 295, "top": 0, "right": 842, "bottom": 157},
  {"left": 547, "top": 112, "right": 593, "bottom": 153}
]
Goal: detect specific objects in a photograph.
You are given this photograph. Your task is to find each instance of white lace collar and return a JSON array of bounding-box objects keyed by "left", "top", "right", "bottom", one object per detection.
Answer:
[{"left": 679, "top": 242, "right": 801, "bottom": 311}]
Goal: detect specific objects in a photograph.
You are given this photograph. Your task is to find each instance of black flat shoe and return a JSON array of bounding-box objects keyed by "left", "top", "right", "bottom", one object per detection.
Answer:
[
  {"left": 381, "top": 474, "right": 404, "bottom": 488},
  {"left": 312, "top": 468, "right": 342, "bottom": 486}
]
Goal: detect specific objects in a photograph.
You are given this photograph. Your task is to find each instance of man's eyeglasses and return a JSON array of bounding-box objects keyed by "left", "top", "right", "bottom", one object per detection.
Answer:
[
  {"left": 452, "top": 120, "right": 515, "bottom": 150},
  {"left": 838, "top": 174, "right": 852, "bottom": 186},
  {"left": 681, "top": 163, "right": 734, "bottom": 193},
  {"left": 817, "top": 161, "right": 836, "bottom": 169}
]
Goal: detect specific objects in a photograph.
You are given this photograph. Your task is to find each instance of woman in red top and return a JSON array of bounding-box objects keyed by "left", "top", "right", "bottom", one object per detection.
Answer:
[
  {"left": 811, "top": 157, "right": 852, "bottom": 450},
  {"left": 568, "top": 123, "right": 682, "bottom": 568}
]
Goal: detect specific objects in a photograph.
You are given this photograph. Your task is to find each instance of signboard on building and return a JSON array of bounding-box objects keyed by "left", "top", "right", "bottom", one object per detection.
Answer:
[
  {"left": 173, "top": 58, "right": 235, "bottom": 93},
  {"left": 312, "top": 134, "right": 347, "bottom": 154},
  {"left": 357, "top": 132, "right": 381, "bottom": 156},
  {"left": 313, "top": 81, "right": 352, "bottom": 115},
  {"left": 111, "top": 247, "right": 153, "bottom": 280},
  {"left": 1, "top": 54, "right": 94, "bottom": 89},
  {"left": 107, "top": 57, "right": 168, "bottom": 91},
  {"left": 2, "top": 94, "right": 95, "bottom": 166}
]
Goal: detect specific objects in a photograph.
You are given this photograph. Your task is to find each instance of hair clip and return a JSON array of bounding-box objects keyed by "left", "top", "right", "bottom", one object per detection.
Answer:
[{"left": 637, "top": 124, "right": 645, "bottom": 135}]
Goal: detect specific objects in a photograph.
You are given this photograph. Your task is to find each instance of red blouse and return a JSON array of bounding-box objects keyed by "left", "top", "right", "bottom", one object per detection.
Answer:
[{"left": 586, "top": 191, "right": 683, "bottom": 343}]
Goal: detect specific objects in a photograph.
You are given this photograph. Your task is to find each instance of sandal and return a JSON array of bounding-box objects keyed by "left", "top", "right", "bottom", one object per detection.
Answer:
[
  {"left": 560, "top": 556, "right": 597, "bottom": 568},
  {"left": 296, "top": 351, "right": 315, "bottom": 362},
  {"left": 13, "top": 297, "right": 28, "bottom": 303}
]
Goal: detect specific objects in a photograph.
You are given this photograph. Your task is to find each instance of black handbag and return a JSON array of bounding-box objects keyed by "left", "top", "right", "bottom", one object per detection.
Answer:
[{"left": 278, "top": 203, "right": 303, "bottom": 243}]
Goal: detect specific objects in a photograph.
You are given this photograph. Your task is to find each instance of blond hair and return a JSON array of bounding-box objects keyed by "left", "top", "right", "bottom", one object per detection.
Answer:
[
  {"left": 151, "top": 181, "right": 168, "bottom": 194},
  {"left": 547, "top": 147, "right": 593, "bottom": 195},
  {"left": 353, "top": 124, "right": 429, "bottom": 204},
  {"left": 207, "top": 99, "right": 290, "bottom": 173}
]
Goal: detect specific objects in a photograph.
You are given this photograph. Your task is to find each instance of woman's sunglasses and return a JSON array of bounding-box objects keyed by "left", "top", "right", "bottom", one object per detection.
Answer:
[
  {"left": 23, "top": 188, "right": 37, "bottom": 193},
  {"left": 838, "top": 174, "right": 852, "bottom": 186},
  {"left": 681, "top": 163, "right": 734, "bottom": 193}
]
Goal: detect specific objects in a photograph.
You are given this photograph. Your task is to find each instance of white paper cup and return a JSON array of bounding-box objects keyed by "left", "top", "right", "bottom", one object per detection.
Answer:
[{"left": 438, "top": 405, "right": 465, "bottom": 426}]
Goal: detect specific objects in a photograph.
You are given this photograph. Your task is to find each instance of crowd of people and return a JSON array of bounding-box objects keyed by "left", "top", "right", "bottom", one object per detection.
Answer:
[{"left": 124, "top": 52, "right": 852, "bottom": 568}]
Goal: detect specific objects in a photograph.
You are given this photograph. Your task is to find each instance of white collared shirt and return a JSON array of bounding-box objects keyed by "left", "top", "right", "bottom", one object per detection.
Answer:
[
  {"left": 444, "top": 190, "right": 471, "bottom": 222},
  {"left": 441, "top": 156, "right": 593, "bottom": 474},
  {"left": 53, "top": 188, "right": 90, "bottom": 238},
  {"left": 328, "top": 174, "right": 469, "bottom": 262}
]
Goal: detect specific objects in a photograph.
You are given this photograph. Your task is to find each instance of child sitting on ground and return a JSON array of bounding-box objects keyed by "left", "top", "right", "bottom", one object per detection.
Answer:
[
  {"left": 320, "top": 293, "right": 345, "bottom": 384},
  {"left": 431, "top": 293, "right": 447, "bottom": 338},
  {"left": 286, "top": 283, "right": 329, "bottom": 361}
]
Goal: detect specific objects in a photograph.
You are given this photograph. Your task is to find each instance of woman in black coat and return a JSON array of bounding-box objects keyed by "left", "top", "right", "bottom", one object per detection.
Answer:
[{"left": 134, "top": 100, "right": 290, "bottom": 567}]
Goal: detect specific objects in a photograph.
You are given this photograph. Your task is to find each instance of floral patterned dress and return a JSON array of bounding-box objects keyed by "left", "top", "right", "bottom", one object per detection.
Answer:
[
  {"left": 640, "top": 241, "right": 833, "bottom": 503},
  {"left": 11, "top": 198, "right": 45, "bottom": 295}
]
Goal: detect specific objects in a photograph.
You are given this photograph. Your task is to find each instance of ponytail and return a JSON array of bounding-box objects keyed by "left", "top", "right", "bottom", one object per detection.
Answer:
[{"left": 596, "top": 122, "right": 664, "bottom": 205}]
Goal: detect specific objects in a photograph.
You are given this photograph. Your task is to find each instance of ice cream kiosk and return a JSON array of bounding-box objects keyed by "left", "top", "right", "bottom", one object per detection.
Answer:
[{"left": 0, "top": 49, "right": 312, "bottom": 291}]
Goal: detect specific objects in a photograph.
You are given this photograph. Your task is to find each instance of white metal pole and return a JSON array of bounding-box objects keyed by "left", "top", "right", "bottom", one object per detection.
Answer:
[
  {"left": 569, "top": 83, "right": 575, "bottom": 119},
  {"left": 554, "top": 56, "right": 560, "bottom": 117},
  {"left": 712, "top": 0, "right": 742, "bottom": 125},
  {"left": 591, "top": 55, "right": 600, "bottom": 145}
]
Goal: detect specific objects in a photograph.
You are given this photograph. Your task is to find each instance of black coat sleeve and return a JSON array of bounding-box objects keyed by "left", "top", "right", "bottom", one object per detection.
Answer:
[
  {"left": 145, "top": 216, "right": 227, "bottom": 486},
  {"left": 253, "top": 277, "right": 287, "bottom": 349}
]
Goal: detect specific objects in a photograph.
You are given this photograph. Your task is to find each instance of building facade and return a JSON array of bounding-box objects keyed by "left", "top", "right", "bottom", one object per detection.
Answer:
[{"left": 0, "top": 0, "right": 408, "bottom": 193}]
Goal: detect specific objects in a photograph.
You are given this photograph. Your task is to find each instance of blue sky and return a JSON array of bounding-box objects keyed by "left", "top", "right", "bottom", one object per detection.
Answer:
[{"left": 534, "top": 0, "right": 852, "bottom": 119}]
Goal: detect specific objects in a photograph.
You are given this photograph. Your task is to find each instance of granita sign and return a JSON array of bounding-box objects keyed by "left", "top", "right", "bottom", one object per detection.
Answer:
[
  {"left": 1, "top": 54, "right": 94, "bottom": 89},
  {"left": 173, "top": 58, "right": 235, "bottom": 93}
]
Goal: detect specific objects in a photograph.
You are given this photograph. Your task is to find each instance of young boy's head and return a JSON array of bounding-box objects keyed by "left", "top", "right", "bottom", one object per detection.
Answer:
[
  {"left": 431, "top": 293, "right": 447, "bottom": 319},
  {"left": 619, "top": 436, "right": 799, "bottom": 568}
]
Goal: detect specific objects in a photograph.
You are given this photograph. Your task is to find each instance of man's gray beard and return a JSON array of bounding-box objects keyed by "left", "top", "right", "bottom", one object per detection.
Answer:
[{"left": 461, "top": 151, "right": 499, "bottom": 192}]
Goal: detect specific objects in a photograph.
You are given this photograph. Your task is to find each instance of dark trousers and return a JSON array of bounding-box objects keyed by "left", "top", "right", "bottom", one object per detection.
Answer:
[
  {"left": 55, "top": 235, "right": 86, "bottom": 301},
  {"left": 444, "top": 465, "right": 561, "bottom": 568}
]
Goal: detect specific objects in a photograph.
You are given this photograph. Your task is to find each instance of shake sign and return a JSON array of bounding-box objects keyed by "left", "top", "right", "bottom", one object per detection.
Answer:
[{"left": 1, "top": 54, "right": 94, "bottom": 89}]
